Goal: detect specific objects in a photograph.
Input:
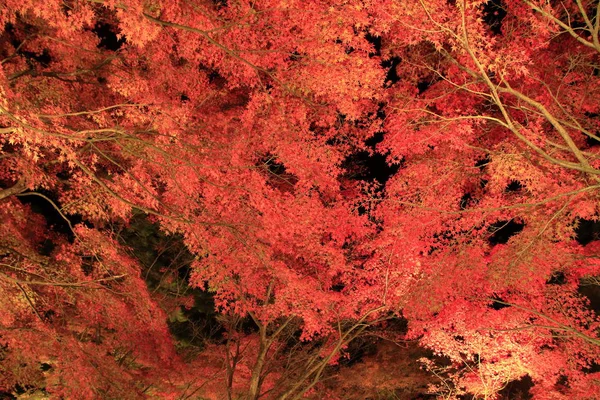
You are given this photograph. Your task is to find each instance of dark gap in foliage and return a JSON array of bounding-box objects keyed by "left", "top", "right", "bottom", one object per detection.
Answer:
[
  {"left": 583, "top": 114, "right": 599, "bottom": 149},
  {"left": 81, "top": 256, "right": 96, "bottom": 276},
  {"left": 505, "top": 180, "right": 522, "bottom": 192},
  {"left": 282, "top": 325, "right": 308, "bottom": 351},
  {"left": 364, "top": 32, "right": 382, "bottom": 57},
  {"left": 39, "top": 239, "right": 55, "bottom": 256},
  {"left": 578, "top": 283, "right": 600, "bottom": 314},
  {"left": 585, "top": 134, "right": 600, "bottom": 148},
  {"left": 342, "top": 112, "right": 403, "bottom": 186},
  {"left": 43, "top": 310, "right": 55, "bottom": 323},
  {"left": 199, "top": 65, "right": 228, "bottom": 89},
  {"left": 288, "top": 51, "right": 302, "bottom": 62},
  {"left": 488, "top": 220, "right": 524, "bottom": 245},
  {"left": 60, "top": 0, "right": 76, "bottom": 16},
  {"left": 220, "top": 90, "right": 250, "bottom": 111},
  {"left": 206, "top": 69, "right": 222, "bottom": 83},
  {"left": 376, "top": 102, "right": 386, "bottom": 121},
  {"left": 4, "top": 21, "right": 50, "bottom": 65},
  {"left": 180, "top": 93, "right": 190, "bottom": 103},
  {"left": 341, "top": 151, "right": 401, "bottom": 185},
  {"left": 575, "top": 218, "right": 600, "bottom": 245},
  {"left": 174, "top": 56, "right": 187, "bottom": 67},
  {"left": 92, "top": 22, "right": 125, "bottom": 51},
  {"left": 560, "top": 6, "right": 594, "bottom": 30},
  {"left": 168, "top": 298, "right": 225, "bottom": 345},
  {"left": 554, "top": 374, "right": 569, "bottom": 392},
  {"left": 363, "top": 105, "right": 387, "bottom": 147},
  {"left": 356, "top": 205, "right": 368, "bottom": 216},
  {"left": 338, "top": 336, "right": 379, "bottom": 367},
  {"left": 433, "top": 230, "right": 455, "bottom": 244},
  {"left": 426, "top": 245, "right": 440, "bottom": 256},
  {"left": 547, "top": 271, "right": 566, "bottom": 285},
  {"left": 481, "top": 0, "right": 507, "bottom": 35},
  {"left": 360, "top": 122, "right": 385, "bottom": 146},
  {"left": 239, "top": 316, "right": 261, "bottom": 335},
  {"left": 365, "top": 130, "right": 385, "bottom": 147},
  {"left": 417, "top": 77, "right": 439, "bottom": 94},
  {"left": 55, "top": 169, "right": 73, "bottom": 181},
  {"left": 487, "top": 71, "right": 500, "bottom": 86},
  {"left": 498, "top": 375, "right": 534, "bottom": 399},
  {"left": 382, "top": 56, "right": 401, "bottom": 85},
  {"left": 331, "top": 283, "right": 345, "bottom": 292},
  {"left": 118, "top": 214, "right": 222, "bottom": 342},
  {"left": 584, "top": 132, "right": 600, "bottom": 148},
  {"left": 459, "top": 193, "right": 472, "bottom": 210},
  {"left": 336, "top": 112, "right": 347, "bottom": 127},
  {"left": 475, "top": 156, "right": 491, "bottom": 170},
  {"left": 402, "top": 395, "right": 438, "bottom": 400},
  {"left": 480, "top": 179, "right": 489, "bottom": 189},
  {"left": 489, "top": 295, "right": 510, "bottom": 310},
  {"left": 17, "top": 190, "right": 84, "bottom": 243},
  {"left": 11, "top": 385, "right": 37, "bottom": 397},
  {"left": 258, "top": 155, "right": 298, "bottom": 193},
  {"left": 212, "top": 0, "right": 228, "bottom": 9},
  {"left": 40, "top": 363, "right": 52, "bottom": 371},
  {"left": 119, "top": 214, "right": 195, "bottom": 282},
  {"left": 385, "top": 317, "right": 409, "bottom": 334},
  {"left": 417, "top": 80, "right": 429, "bottom": 94},
  {"left": 20, "top": 48, "right": 52, "bottom": 67},
  {"left": 3, "top": 22, "right": 18, "bottom": 48},
  {"left": 583, "top": 362, "right": 600, "bottom": 374},
  {"left": 177, "top": 264, "right": 192, "bottom": 282}
]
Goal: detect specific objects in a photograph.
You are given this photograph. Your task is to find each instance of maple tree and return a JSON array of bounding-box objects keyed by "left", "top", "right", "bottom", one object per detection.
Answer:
[
  {"left": 372, "top": 0, "right": 600, "bottom": 398},
  {"left": 0, "top": 0, "right": 599, "bottom": 399}
]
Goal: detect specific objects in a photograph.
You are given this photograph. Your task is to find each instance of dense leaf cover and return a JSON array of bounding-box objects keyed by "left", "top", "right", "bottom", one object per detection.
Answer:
[{"left": 0, "top": 0, "right": 599, "bottom": 398}]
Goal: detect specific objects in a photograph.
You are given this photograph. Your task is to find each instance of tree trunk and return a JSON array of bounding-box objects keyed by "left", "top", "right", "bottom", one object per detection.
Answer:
[
  {"left": 247, "top": 326, "right": 269, "bottom": 400},
  {"left": 247, "top": 342, "right": 268, "bottom": 400}
]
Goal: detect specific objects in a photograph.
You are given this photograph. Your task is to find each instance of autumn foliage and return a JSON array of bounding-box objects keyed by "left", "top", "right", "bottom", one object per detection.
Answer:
[{"left": 1, "top": 0, "right": 600, "bottom": 398}]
